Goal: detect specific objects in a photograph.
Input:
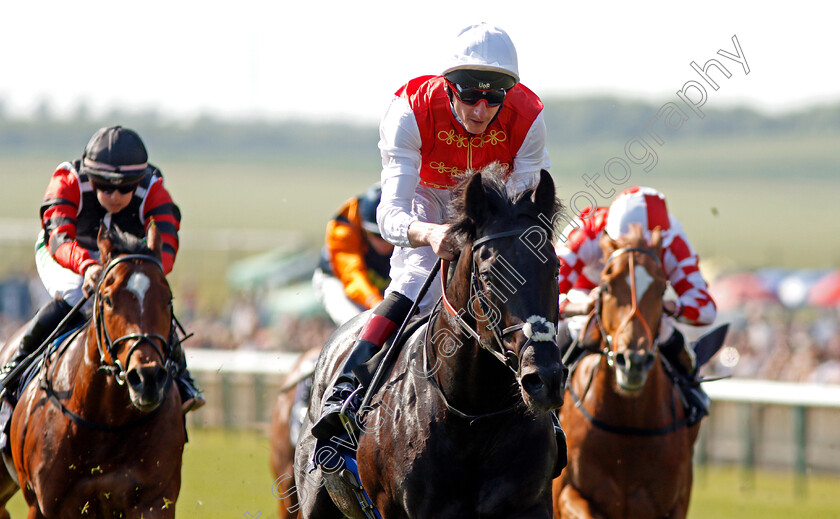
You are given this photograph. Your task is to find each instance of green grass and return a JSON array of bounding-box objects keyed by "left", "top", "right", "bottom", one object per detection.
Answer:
[{"left": 5, "top": 428, "right": 839, "bottom": 518}]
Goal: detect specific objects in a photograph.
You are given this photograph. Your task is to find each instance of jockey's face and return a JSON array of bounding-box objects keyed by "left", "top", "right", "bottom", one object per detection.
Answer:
[
  {"left": 452, "top": 96, "right": 501, "bottom": 135},
  {"left": 95, "top": 187, "right": 134, "bottom": 213}
]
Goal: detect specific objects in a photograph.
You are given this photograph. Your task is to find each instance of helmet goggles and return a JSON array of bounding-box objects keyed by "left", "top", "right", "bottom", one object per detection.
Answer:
[{"left": 446, "top": 79, "right": 507, "bottom": 107}]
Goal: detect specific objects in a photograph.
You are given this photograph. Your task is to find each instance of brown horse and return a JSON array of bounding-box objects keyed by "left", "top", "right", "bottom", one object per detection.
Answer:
[
  {"left": 295, "top": 167, "right": 567, "bottom": 519},
  {"left": 553, "top": 225, "right": 700, "bottom": 519},
  {"left": 0, "top": 224, "right": 185, "bottom": 518},
  {"left": 270, "top": 345, "right": 321, "bottom": 519}
]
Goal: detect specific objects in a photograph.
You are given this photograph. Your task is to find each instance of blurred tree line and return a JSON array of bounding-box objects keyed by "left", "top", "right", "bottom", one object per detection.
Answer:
[{"left": 0, "top": 96, "right": 838, "bottom": 160}]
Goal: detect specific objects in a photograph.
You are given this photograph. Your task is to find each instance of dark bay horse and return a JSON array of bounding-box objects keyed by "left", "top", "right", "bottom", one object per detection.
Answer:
[
  {"left": 270, "top": 345, "right": 321, "bottom": 519},
  {"left": 295, "top": 167, "right": 567, "bottom": 519},
  {"left": 0, "top": 224, "right": 185, "bottom": 518},
  {"left": 553, "top": 226, "right": 700, "bottom": 519}
]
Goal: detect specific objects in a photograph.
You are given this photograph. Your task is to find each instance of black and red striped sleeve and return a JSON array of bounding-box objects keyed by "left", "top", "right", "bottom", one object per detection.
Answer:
[
  {"left": 39, "top": 164, "right": 97, "bottom": 274},
  {"left": 143, "top": 177, "right": 181, "bottom": 274}
]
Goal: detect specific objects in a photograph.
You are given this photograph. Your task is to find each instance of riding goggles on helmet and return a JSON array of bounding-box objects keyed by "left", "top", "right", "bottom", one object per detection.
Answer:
[{"left": 447, "top": 80, "right": 507, "bottom": 107}]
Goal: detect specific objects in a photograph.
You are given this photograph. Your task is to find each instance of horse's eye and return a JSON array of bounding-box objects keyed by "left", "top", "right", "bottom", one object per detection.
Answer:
[{"left": 103, "top": 295, "right": 113, "bottom": 308}]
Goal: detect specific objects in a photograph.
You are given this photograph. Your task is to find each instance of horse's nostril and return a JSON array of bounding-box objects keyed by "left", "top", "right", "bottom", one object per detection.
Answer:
[
  {"left": 521, "top": 373, "right": 545, "bottom": 395},
  {"left": 126, "top": 369, "right": 142, "bottom": 388}
]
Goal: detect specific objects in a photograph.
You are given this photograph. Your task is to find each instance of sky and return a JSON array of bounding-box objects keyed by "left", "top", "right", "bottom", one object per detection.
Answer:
[{"left": 1, "top": 1, "right": 837, "bottom": 124}]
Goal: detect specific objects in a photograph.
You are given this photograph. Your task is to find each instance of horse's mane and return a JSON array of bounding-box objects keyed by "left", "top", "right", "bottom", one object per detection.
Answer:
[
  {"left": 447, "top": 163, "right": 564, "bottom": 246},
  {"left": 104, "top": 225, "right": 155, "bottom": 258}
]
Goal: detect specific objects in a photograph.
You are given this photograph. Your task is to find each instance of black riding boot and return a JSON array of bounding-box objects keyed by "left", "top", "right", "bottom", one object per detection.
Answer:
[
  {"left": 1, "top": 298, "right": 73, "bottom": 382},
  {"left": 170, "top": 338, "right": 205, "bottom": 414},
  {"left": 660, "top": 330, "right": 709, "bottom": 422},
  {"left": 311, "top": 292, "right": 413, "bottom": 441}
]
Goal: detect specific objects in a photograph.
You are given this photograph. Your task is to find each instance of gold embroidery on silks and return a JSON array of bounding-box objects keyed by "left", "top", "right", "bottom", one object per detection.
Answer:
[
  {"left": 437, "top": 130, "right": 468, "bottom": 148},
  {"left": 483, "top": 130, "right": 507, "bottom": 146},
  {"left": 429, "top": 162, "right": 461, "bottom": 176}
]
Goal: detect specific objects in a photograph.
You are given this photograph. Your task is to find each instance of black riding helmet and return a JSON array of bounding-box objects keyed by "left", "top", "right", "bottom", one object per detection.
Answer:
[
  {"left": 80, "top": 126, "right": 150, "bottom": 186},
  {"left": 358, "top": 183, "right": 382, "bottom": 235}
]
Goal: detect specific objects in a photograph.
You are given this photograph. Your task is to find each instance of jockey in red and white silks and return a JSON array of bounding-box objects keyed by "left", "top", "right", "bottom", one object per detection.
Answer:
[
  {"left": 556, "top": 186, "right": 717, "bottom": 369},
  {"left": 377, "top": 33, "right": 550, "bottom": 312}
]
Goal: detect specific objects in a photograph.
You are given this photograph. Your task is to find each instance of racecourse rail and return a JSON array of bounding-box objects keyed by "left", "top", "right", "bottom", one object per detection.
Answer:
[{"left": 185, "top": 349, "right": 840, "bottom": 488}]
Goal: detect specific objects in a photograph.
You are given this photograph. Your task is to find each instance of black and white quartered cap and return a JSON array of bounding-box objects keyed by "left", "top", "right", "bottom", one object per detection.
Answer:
[{"left": 81, "top": 126, "right": 151, "bottom": 185}]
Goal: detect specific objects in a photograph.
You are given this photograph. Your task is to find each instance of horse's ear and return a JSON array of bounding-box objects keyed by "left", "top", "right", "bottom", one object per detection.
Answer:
[
  {"left": 599, "top": 229, "right": 618, "bottom": 258},
  {"left": 97, "top": 223, "right": 113, "bottom": 264},
  {"left": 464, "top": 172, "right": 486, "bottom": 224},
  {"left": 532, "top": 169, "right": 557, "bottom": 215},
  {"left": 650, "top": 226, "right": 663, "bottom": 250},
  {"left": 147, "top": 219, "right": 163, "bottom": 260}
]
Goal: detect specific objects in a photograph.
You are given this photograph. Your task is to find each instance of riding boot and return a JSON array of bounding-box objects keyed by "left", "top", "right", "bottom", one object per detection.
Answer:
[
  {"left": 311, "top": 292, "right": 414, "bottom": 441},
  {"left": 660, "top": 329, "right": 709, "bottom": 421},
  {"left": 170, "top": 338, "right": 206, "bottom": 414},
  {"left": 1, "top": 298, "right": 73, "bottom": 384}
]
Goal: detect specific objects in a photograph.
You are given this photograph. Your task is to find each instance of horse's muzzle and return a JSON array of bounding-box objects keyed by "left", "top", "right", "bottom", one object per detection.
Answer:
[
  {"left": 126, "top": 364, "right": 169, "bottom": 411},
  {"left": 520, "top": 363, "right": 567, "bottom": 411}
]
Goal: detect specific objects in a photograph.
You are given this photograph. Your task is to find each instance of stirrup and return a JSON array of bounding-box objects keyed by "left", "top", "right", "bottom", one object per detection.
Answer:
[{"left": 338, "top": 386, "right": 365, "bottom": 436}]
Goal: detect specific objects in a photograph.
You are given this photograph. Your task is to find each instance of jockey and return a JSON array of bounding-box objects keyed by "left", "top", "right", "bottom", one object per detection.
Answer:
[
  {"left": 555, "top": 186, "right": 717, "bottom": 417},
  {"left": 0, "top": 126, "right": 205, "bottom": 413},
  {"left": 312, "top": 23, "right": 551, "bottom": 440},
  {"left": 312, "top": 183, "right": 394, "bottom": 326}
]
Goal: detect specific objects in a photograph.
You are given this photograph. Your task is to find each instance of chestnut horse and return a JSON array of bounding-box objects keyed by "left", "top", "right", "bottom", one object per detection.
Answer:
[
  {"left": 295, "top": 167, "right": 567, "bottom": 519},
  {"left": 270, "top": 346, "right": 321, "bottom": 519},
  {"left": 0, "top": 224, "right": 185, "bottom": 518},
  {"left": 553, "top": 226, "right": 700, "bottom": 519}
]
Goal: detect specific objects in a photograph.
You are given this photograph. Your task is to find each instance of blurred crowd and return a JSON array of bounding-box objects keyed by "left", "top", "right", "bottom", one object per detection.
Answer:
[{"left": 2, "top": 273, "right": 839, "bottom": 385}]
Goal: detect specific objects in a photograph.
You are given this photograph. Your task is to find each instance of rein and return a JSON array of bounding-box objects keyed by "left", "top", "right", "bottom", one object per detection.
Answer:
[{"left": 593, "top": 246, "right": 663, "bottom": 365}]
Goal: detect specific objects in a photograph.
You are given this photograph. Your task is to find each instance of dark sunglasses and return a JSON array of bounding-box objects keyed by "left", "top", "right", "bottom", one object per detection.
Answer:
[
  {"left": 447, "top": 80, "right": 506, "bottom": 107},
  {"left": 92, "top": 181, "right": 137, "bottom": 194}
]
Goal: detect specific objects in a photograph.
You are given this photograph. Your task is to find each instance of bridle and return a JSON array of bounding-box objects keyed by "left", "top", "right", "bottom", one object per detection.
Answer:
[
  {"left": 590, "top": 246, "right": 663, "bottom": 367},
  {"left": 426, "top": 227, "right": 558, "bottom": 422},
  {"left": 569, "top": 245, "right": 693, "bottom": 435},
  {"left": 439, "top": 228, "right": 557, "bottom": 377},
  {"left": 93, "top": 254, "right": 176, "bottom": 384},
  {"left": 39, "top": 253, "right": 180, "bottom": 432}
]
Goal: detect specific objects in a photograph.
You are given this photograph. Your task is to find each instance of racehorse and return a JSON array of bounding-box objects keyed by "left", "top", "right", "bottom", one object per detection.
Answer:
[
  {"left": 553, "top": 225, "right": 701, "bottom": 519},
  {"left": 294, "top": 166, "right": 567, "bottom": 519},
  {"left": 0, "top": 223, "right": 185, "bottom": 518},
  {"left": 270, "top": 346, "right": 321, "bottom": 519}
]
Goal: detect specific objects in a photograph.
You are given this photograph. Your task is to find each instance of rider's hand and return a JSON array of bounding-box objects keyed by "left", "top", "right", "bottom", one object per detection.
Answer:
[
  {"left": 663, "top": 299, "right": 682, "bottom": 318},
  {"left": 408, "top": 222, "right": 457, "bottom": 261},
  {"left": 82, "top": 263, "right": 103, "bottom": 296},
  {"left": 562, "top": 288, "right": 600, "bottom": 317}
]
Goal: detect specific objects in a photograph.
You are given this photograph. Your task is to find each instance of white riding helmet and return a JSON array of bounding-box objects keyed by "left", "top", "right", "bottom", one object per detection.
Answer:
[
  {"left": 605, "top": 186, "right": 672, "bottom": 240},
  {"left": 442, "top": 23, "right": 519, "bottom": 87}
]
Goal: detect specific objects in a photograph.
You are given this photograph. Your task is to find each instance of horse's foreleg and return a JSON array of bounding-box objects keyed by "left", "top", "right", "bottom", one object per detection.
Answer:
[
  {"left": 556, "top": 484, "right": 605, "bottom": 519},
  {"left": 26, "top": 506, "right": 45, "bottom": 519}
]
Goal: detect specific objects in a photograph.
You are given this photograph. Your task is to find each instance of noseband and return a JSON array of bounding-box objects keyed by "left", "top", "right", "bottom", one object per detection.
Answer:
[
  {"left": 94, "top": 254, "right": 175, "bottom": 384},
  {"left": 440, "top": 228, "right": 557, "bottom": 376},
  {"left": 591, "top": 246, "right": 662, "bottom": 366}
]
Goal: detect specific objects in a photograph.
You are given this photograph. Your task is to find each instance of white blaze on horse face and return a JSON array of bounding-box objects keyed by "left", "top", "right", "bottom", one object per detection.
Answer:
[
  {"left": 127, "top": 272, "right": 151, "bottom": 317},
  {"left": 630, "top": 265, "right": 654, "bottom": 304}
]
